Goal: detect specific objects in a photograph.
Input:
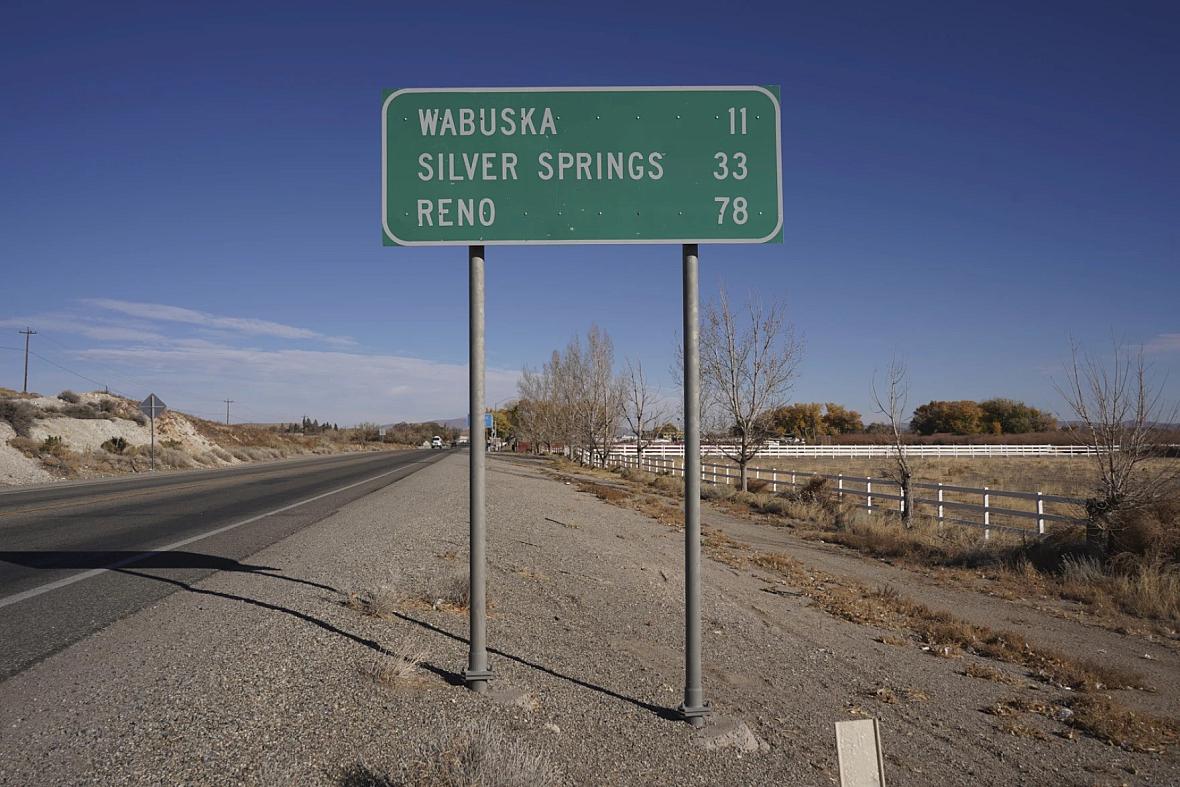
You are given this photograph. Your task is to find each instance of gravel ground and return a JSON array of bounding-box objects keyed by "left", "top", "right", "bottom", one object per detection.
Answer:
[
  {"left": 0, "top": 422, "right": 51, "bottom": 486},
  {"left": 0, "top": 453, "right": 1175, "bottom": 785}
]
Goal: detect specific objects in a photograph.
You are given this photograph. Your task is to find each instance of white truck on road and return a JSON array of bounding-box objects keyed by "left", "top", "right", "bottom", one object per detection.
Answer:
[{"left": 431, "top": 435, "right": 443, "bottom": 450}]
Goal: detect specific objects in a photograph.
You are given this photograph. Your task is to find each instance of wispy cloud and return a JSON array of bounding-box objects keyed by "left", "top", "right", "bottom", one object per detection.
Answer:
[
  {"left": 3, "top": 300, "right": 495, "bottom": 422},
  {"left": 1145, "top": 333, "right": 1180, "bottom": 354},
  {"left": 78, "top": 345, "right": 517, "bottom": 423},
  {"left": 84, "top": 298, "right": 351, "bottom": 342},
  {"left": 0, "top": 315, "right": 168, "bottom": 343}
]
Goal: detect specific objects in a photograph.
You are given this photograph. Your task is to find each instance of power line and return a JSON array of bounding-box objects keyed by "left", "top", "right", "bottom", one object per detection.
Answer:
[
  {"left": 27, "top": 349, "right": 110, "bottom": 391},
  {"left": 35, "top": 333, "right": 153, "bottom": 396}
]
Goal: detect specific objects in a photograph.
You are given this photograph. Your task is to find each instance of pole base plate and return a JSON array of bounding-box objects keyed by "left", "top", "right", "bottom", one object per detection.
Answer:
[
  {"left": 678, "top": 701, "right": 712, "bottom": 727},
  {"left": 463, "top": 666, "right": 494, "bottom": 691}
]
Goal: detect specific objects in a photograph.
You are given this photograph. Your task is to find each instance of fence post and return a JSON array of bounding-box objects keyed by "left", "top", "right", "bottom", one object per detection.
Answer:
[
  {"left": 771, "top": 470, "right": 778, "bottom": 493},
  {"left": 937, "top": 483, "right": 944, "bottom": 525},
  {"left": 837, "top": 474, "right": 844, "bottom": 502},
  {"left": 983, "top": 486, "right": 990, "bottom": 540},
  {"left": 791, "top": 471, "right": 796, "bottom": 488},
  {"left": 866, "top": 477, "right": 873, "bottom": 511},
  {"left": 898, "top": 481, "right": 904, "bottom": 514},
  {"left": 1036, "top": 491, "right": 1045, "bottom": 535}
]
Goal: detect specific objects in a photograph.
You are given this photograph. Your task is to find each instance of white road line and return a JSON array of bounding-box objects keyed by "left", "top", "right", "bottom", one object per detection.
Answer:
[
  {"left": 0, "top": 463, "right": 420, "bottom": 610},
  {"left": 0, "top": 450, "right": 416, "bottom": 498}
]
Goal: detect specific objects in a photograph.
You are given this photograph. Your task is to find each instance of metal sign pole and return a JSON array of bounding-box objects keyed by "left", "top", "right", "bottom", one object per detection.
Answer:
[
  {"left": 679, "top": 243, "right": 710, "bottom": 726},
  {"left": 150, "top": 413, "right": 156, "bottom": 472},
  {"left": 464, "top": 245, "right": 492, "bottom": 692}
]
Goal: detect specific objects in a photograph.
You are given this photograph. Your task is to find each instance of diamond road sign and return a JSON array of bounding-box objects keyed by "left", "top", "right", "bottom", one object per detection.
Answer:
[
  {"left": 139, "top": 394, "right": 166, "bottom": 418},
  {"left": 381, "top": 86, "right": 782, "bottom": 246}
]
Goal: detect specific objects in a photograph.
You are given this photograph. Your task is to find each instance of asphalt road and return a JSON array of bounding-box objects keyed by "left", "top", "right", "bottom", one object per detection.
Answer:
[{"left": 0, "top": 449, "right": 447, "bottom": 680}]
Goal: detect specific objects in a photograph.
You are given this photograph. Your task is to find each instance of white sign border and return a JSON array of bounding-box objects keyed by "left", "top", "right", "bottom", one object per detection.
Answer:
[{"left": 381, "top": 85, "right": 784, "bottom": 247}]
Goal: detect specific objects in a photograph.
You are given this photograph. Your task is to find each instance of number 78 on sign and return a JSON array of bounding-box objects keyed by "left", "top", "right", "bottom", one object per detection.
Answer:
[{"left": 381, "top": 86, "right": 782, "bottom": 246}]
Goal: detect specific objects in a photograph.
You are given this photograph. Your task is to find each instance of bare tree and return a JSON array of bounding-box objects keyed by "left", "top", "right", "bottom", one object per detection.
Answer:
[
  {"left": 550, "top": 326, "right": 624, "bottom": 466},
  {"left": 1055, "top": 339, "right": 1179, "bottom": 554},
  {"left": 622, "top": 358, "right": 667, "bottom": 461},
  {"left": 698, "top": 290, "right": 802, "bottom": 491},
  {"left": 871, "top": 357, "right": 916, "bottom": 525}
]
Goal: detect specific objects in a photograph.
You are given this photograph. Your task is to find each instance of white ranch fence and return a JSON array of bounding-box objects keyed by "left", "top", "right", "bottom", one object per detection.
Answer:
[
  {"left": 605, "top": 443, "right": 1098, "bottom": 458},
  {"left": 578, "top": 448, "right": 1088, "bottom": 539}
]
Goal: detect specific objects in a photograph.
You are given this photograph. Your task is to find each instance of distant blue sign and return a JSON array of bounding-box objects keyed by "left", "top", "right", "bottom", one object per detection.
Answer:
[{"left": 484, "top": 412, "right": 494, "bottom": 429}]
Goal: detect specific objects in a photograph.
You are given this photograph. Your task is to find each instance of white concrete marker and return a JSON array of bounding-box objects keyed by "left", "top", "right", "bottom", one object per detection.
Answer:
[{"left": 835, "top": 718, "right": 886, "bottom": 787}]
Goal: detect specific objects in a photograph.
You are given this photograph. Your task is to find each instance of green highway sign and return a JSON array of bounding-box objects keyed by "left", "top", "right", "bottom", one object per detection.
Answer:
[{"left": 381, "top": 86, "right": 782, "bottom": 246}]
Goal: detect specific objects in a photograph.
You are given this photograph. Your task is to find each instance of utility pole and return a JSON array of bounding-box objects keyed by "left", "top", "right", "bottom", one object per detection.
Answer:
[
  {"left": 19, "top": 328, "right": 36, "bottom": 394},
  {"left": 224, "top": 399, "right": 234, "bottom": 425}
]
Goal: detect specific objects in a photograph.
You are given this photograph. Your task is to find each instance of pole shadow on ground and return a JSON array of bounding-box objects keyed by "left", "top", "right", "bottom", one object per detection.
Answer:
[
  {"left": 0, "top": 550, "right": 340, "bottom": 593},
  {"left": 3, "top": 550, "right": 678, "bottom": 720}
]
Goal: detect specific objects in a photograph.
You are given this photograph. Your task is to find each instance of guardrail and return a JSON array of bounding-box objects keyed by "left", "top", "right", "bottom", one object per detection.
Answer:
[
  {"left": 579, "top": 449, "right": 1088, "bottom": 538},
  {"left": 603, "top": 443, "right": 1099, "bottom": 458}
]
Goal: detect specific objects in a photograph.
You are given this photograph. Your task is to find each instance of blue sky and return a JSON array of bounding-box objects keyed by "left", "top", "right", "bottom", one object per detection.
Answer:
[{"left": 1, "top": 1, "right": 1177, "bottom": 425}]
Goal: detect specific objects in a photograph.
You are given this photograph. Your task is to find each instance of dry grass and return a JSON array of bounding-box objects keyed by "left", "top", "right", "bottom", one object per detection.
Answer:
[
  {"left": 703, "top": 455, "right": 1180, "bottom": 498},
  {"left": 594, "top": 461, "right": 1180, "bottom": 629},
  {"left": 994, "top": 718, "right": 1049, "bottom": 740},
  {"left": 421, "top": 574, "right": 471, "bottom": 614},
  {"left": 963, "top": 662, "right": 1022, "bottom": 685},
  {"left": 1065, "top": 694, "right": 1180, "bottom": 752},
  {"left": 805, "top": 509, "right": 1019, "bottom": 568},
  {"left": 7, "top": 436, "right": 40, "bottom": 457},
  {"left": 346, "top": 586, "right": 409, "bottom": 618},
  {"left": 0, "top": 387, "right": 38, "bottom": 399},
  {"left": 360, "top": 650, "right": 427, "bottom": 687},
  {"left": 983, "top": 695, "right": 1180, "bottom": 752},
  {"left": 632, "top": 495, "right": 682, "bottom": 526},
  {"left": 579, "top": 482, "right": 630, "bottom": 504},
  {"left": 741, "top": 549, "right": 1144, "bottom": 691},
  {"left": 394, "top": 721, "right": 561, "bottom": 786},
  {"left": 347, "top": 575, "right": 475, "bottom": 617}
]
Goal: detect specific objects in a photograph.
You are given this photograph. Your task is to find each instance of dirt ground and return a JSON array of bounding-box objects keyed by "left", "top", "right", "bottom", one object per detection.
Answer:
[{"left": 0, "top": 453, "right": 1175, "bottom": 785}]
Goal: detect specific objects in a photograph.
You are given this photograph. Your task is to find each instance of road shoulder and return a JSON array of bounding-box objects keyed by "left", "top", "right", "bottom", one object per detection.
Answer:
[{"left": 0, "top": 453, "right": 1174, "bottom": 785}]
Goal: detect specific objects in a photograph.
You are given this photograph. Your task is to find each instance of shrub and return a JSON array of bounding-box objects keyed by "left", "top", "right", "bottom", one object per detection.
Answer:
[
  {"left": 101, "top": 436, "right": 129, "bottom": 454},
  {"left": 59, "top": 403, "right": 108, "bottom": 420},
  {"left": 700, "top": 483, "right": 734, "bottom": 501},
  {"left": 161, "top": 439, "right": 183, "bottom": 449},
  {"left": 732, "top": 490, "right": 761, "bottom": 508},
  {"left": 783, "top": 476, "right": 832, "bottom": 504},
  {"left": 747, "top": 478, "right": 771, "bottom": 493},
  {"left": 399, "top": 721, "right": 560, "bottom": 786},
  {"left": 619, "top": 467, "right": 655, "bottom": 485},
  {"left": 131, "top": 412, "right": 147, "bottom": 426},
  {"left": 1108, "top": 498, "right": 1180, "bottom": 561},
  {"left": 652, "top": 475, "right": 684, "bottom": 494},
  {"left": 7, "top": 436, "right": 40, "bottom": 457},
  {"left": 157, "top": 447, "right": 194, "bottom": 468},
  {"left": 57, "top": 390, "right": 81, "bottom": 404},
  {"left": 41, "top": 435, "right": 64, "bottom": 454},
  {"left": 0, "top": 399, "right": 37, "bottom": 437},
  {"left": 352, "top": 423, "right": 381, "bottom": 443}
]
